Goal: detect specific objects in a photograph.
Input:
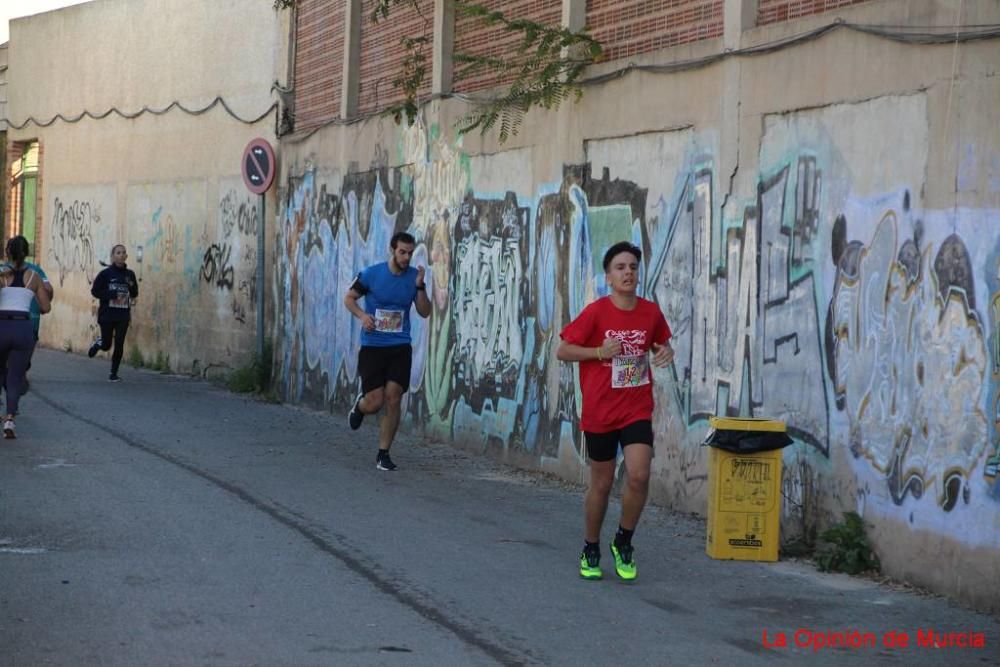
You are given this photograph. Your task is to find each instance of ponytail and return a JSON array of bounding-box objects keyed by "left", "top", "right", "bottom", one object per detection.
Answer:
[{"left": 6, "top": 236, "right": 29, "bottom": 264}]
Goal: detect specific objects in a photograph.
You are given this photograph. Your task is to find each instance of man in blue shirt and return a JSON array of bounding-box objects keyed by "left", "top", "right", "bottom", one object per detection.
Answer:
[{"left": 344, "top": 231, "right": 431, "bottom": 470}]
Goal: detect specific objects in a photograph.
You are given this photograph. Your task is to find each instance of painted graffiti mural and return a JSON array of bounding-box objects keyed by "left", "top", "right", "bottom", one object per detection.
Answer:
[
  {"left": 47, "top": 186, "right": 116, "bottom": 287},
  {"left": 276, "top": 166, "right": 419, "bottom": 406},
  {"left": 276, "top": 108, "right": 999, "bottom": 556},
  {"left": 827, "top": 203, "right": 989, "bottom": 511},
  {"left": 117, "top": 180, "right": 255, "bottom": 375},
  {"left": 643, "top": 158, "right": 829, "bottom": 454},
  {"left": 214, "top": 188, "right": 260, "bottom": 323},
  {"left": 49, "top": 198, "right": 99, "bottom": 286}
]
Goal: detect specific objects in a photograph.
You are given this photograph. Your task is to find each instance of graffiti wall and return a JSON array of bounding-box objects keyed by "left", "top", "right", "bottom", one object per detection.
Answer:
[
  {"left": 43, "top": 185, "right": 117, "bottom": 346},
  {"left": 276, "top": 93, "right": 1000, "bottom": 606},
  {"left": 47, "top": 185, "right": 117, "bottom": 290},
  {"left": 38, "top": 179, "right": 259, "bottom": 375},
  {"left": 122, "top": 179, "right": 257, "bottom": 373}
]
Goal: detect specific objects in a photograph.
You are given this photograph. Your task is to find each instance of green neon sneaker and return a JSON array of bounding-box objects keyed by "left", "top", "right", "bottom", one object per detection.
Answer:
[
  {"left": 610, "top": 542, "right": 637, "bottom": 580},
  {"left": 579, "top": 547, "right": 602, "bottom": 580}
]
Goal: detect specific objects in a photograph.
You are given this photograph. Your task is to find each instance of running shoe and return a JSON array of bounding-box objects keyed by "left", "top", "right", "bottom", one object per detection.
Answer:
[
  {"left": 579, "top": 547, "right": 602, "bottom": 580},
  {"left": 348, "top": 393, "right": 365, "bottom": 430},
  {"left": 108, "top": 373, "right": 122, "bottom": 383},
  {"left": 88, "top": 339, "right": 102, "bottom": 358},
  {"left": 611, "top": 541, "right": 637, "bottom": 580},
  {"left": 376, "top": 450, "right": 397, "bottom": 471},
  {"left": 3, "top": 419, "right": 15, "bottom": 439}
]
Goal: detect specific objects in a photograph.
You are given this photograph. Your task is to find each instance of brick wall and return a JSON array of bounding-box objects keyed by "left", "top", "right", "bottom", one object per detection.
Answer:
[
  {"left": 453, "top": 0, "right": 563, "bottom": 94},
  {"left": 586, "top": 0, "right": 724, "bottom": 64},
  {"left": 291, "top": 0, "right": 773, "bottom": 118},
  {"left": 357, "top": 0, "right": 432, "bottom": 115},
  {"left": 757, "top": 0, "right": 872, "bottom": 26},
  {"left": 4, "top": 142, "right": 21, "bottom": 239},
  {"left": 293, "top": 0, "right": 343, "bottom": 131},
  {"left": 31, "top": 141, "right": 43, "bottom": 262}
]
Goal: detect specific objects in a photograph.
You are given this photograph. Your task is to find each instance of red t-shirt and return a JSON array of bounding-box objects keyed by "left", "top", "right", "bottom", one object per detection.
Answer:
[{"left": 560, "top": 296, "right": 671, "bottom": 433}]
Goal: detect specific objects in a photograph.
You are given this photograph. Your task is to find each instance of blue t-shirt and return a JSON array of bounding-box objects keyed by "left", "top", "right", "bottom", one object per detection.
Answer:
[{"left": 355, "top": 262, "right": 419, "bottom": 347}]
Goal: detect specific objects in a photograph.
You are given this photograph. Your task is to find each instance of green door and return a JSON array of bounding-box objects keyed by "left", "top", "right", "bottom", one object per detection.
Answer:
[{"left": 21, "top": 174, "right": 37, "bottom": 262}]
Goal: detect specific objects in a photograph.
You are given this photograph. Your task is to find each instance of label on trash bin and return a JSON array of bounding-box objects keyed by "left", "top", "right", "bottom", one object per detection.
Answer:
[
  {"left": 729, "top": 538, "right": 763, "bottom": 547},
  {"left": 706, "top": 448, "right": 782, "bottom": 562},
  {"left": 720, "top": 458, "right": 775, "bottom": 512}
]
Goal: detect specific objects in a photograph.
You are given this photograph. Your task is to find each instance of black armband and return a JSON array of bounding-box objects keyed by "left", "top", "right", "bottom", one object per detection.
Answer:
[{"left": 349, "top": 276, "right": 369, "bottom": 296}]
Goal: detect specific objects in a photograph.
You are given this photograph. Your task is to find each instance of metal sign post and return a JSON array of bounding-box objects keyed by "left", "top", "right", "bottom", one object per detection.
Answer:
[{"left": 241, "top": 138, "right": 276, "bottom": 362}]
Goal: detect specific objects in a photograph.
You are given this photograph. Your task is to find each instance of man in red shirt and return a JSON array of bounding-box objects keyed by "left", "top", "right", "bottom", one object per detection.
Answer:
[{"left": 557, "top": 241, "right": 674, "bottom": 580}]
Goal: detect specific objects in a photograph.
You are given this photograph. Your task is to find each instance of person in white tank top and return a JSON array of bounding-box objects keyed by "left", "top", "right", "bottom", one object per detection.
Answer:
[{"left": 0, "top": 236, "right": 52, "bottom": 439}]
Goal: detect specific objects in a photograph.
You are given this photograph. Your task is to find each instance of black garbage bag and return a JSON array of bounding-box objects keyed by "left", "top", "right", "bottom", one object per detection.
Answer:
[{"left": 702, "top": 417, "right": 793, "bottom": 454}]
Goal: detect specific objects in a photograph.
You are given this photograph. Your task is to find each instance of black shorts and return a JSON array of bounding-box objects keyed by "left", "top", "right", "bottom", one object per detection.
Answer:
[
  {"left": 584, "top": 420, "right": 654, "bottom": 462},
  {"left": 358, "top": 344, "right": 412, "bottom": 394}
]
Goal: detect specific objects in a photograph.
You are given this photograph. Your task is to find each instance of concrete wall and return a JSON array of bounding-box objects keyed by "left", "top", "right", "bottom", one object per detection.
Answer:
[
  {"left": 276, "top": 0, "right": 1000, "bottom": 611},
  {"left": 5, "top": 0, "right": 288, "bottom": 374}
]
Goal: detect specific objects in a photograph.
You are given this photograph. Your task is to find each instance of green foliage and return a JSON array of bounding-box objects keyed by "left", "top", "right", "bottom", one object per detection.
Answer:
[
  {"left": 128, "top": 346, "right": 145, "bottom": 368},
  {"left": 127, "top": 347, "right": 170, "bottom": 372},
  {"left": 448, "top": 2, "right": 602, "bottom": 143},
  {"left": 274, "top": 0, "right": 603, "bottom": 143},
  {"left": 780, "top": 535, "right": 815, "bottom": 559},
  {"left": 227, "top": 364, "right": 260, "bottom": 394},
  {"left": 815, "top": 512, "right": 880, "bottom": 575},
  {"left": 151, "top": 351, "right": 171, "bottom": 373},
  {"left": 227, "top": 340, "right": 275, "bottom": 398}
]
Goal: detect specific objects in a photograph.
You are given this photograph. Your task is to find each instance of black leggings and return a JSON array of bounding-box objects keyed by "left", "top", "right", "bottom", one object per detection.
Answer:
[
  {"left": 0, "top": 319, "right": 35, "bottom": 415},
  {"left": 99, "top": 320, "right": 130, "bottom": 375}
]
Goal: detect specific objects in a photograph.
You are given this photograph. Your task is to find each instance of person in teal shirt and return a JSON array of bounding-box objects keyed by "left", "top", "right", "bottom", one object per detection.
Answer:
[
  {"left": 24, "top": 261, "right": 52, "bottom": 341},
  {"left": 1, "top": 238, "right": 54, "bottom": 393}
]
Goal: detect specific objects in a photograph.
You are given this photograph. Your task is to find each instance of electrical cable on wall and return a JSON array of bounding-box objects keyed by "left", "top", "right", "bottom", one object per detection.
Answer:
[
  {"left": 576, "top": 20, "right": 1000, "bottom": 87},
  {"left": 7, "top": 94, "right": 281, "bottom": 131},
  {"left": 14, "top": 19, "right": 998, "bottom": 140}
]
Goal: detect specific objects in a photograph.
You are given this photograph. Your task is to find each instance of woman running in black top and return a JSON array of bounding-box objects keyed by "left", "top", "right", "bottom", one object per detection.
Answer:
[{"left": 87, "top": 245, "right": 138, "bottom": 382}]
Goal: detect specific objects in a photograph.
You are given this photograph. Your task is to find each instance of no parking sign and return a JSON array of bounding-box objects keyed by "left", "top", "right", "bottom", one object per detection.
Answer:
[{"left": 242, "top": 138, "right": 275, "bottom": 194}]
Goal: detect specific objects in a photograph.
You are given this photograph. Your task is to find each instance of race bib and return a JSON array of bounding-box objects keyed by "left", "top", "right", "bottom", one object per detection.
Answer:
[
  {"left": 611, "top": 354, "right": 649, "bottom": 388},
  {"left": 374, "top": 308, "right": 404, "bottom": 333},
  {"left": 110, "top": 285, "right": 130, "bottom": 309}
]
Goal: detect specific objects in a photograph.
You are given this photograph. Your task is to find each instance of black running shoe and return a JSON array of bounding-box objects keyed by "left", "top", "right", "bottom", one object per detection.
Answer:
[
  {"left": 348, "top": 393, "right": 365, "bottom": 430},
  {"left": 88, "top": 339, "right": 102, "bottom": 358},
  {"left": 376, "top": 451, "right": 397, "bottom": 471},
  {"left": 108, "top": 373, "right": 122, "bottom": 383}
]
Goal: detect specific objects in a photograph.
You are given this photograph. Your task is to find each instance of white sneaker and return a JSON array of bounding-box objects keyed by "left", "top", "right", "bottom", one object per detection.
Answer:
[{"left": 3, "top": 419, "right": 15, "bottom": 439}]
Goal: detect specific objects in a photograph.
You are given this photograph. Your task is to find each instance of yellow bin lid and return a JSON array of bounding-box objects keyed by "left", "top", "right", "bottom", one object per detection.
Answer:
[{"left": 708, "top": 416, "right": 786, "bottom": 433}]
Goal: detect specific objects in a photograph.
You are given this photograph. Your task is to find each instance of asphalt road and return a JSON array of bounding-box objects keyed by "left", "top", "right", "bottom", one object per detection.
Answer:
[{"left": 1, "top": 349, "right": 997, "bottom": 666}]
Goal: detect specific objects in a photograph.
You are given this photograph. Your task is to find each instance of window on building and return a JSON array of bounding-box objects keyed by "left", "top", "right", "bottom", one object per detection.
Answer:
[{"left": 8, "top": 140, "right": 39, "bottom": 261}]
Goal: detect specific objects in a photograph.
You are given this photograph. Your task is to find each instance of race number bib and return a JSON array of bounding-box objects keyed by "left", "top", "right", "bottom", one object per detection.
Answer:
[
  {"left": 110, "top": 285, "right": 130, "bottom": 309},
  {"left": 611, "top": 354, "right": 649, "bottom": 388},
  {"left": 374, "top": 308, "right": 404, "bottom": 333}
]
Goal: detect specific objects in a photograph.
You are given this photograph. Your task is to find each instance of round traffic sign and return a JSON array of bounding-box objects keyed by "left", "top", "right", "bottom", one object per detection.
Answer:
[{"left": 242, "top": 138, "right": 276, "bottom": 194}]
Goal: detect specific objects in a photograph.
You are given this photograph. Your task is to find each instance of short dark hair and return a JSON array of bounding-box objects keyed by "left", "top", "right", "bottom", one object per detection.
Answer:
[
  {"left": 390, "top": 232, "right": 416, "bottom": 249},
  {"left": 602, "top": 241, "right": 641, "bottom": 272},
  {"left": 6, "top": 235, "right": 29, "bottom": 263}
]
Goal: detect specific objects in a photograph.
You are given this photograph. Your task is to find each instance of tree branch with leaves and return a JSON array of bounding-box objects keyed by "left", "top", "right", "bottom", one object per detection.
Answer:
[{"left": 274, "top": 0, "right": 602, "bottom": 143}]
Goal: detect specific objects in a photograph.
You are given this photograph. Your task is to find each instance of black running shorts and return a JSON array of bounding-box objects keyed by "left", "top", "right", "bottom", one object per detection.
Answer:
[
  {"left": 584, "top": 420, "right": 654, "bottom": 462},
  {"left": 358, "top": 344, "right": 412, "bottom": 394}
]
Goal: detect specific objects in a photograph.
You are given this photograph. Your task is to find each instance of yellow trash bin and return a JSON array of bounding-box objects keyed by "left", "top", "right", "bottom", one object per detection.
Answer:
[{"left": 704, "top": 417, "right": 792, "bottom": 562}]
